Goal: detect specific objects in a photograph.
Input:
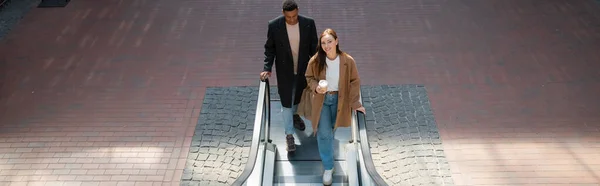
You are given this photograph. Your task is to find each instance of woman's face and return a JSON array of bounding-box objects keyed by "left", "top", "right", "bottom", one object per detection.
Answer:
[{"left": 320, "top": 34, "right": 338, "bottom": 55}]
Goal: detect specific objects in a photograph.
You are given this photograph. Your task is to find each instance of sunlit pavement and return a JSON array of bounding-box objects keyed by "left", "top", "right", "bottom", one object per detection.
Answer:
[{"left": 1, "top": 0, "right": 599, "bottom": 185}]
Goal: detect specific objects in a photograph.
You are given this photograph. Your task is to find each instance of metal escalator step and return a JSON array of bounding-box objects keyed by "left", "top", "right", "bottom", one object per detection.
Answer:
[
  {"left": 274, "top": 160, "right": 347, "bottom": 184},
  {"left": 275, "top": 176, "right": 346, "bottom": 185},
  {"left": 273, "top": 183, "right": 346, "bottom": 186},
  {"left": 269, "top": 100, "right": 352, "bottom": 162}
]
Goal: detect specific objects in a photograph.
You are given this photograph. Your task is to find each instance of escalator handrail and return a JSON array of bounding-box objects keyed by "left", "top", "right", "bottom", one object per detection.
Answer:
[
  {"left": 357, "top": 96, "right": 389, "bottom": 186},
  {"left": 231, "top": 79, "right": 270, "bottom": 186}
]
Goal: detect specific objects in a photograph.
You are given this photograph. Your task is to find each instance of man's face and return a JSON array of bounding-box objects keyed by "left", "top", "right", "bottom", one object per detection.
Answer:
[{"left": 283, "top": 9, "right": 299, "bottom": 25}]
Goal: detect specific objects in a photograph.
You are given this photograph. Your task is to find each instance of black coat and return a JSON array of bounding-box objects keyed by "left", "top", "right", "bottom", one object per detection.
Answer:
[{"left": 263, "top": 15, "right": 318, "bottom": 108}]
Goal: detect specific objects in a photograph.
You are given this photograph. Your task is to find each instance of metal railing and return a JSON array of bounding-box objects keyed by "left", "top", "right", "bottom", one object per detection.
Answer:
[
  {"left": 232, "top": 78, "right": 388, "bottom": 186},
  {"left": 356, "top": 107, "right": 389, "bottom": 186},
  {"left": 232, "top": 78, "right": 271, "bottom": 186},
  {"left": 347, "top": 109, "right": 360, "bottom": 185},
  {"left": 350, "top": 91, "right": 389, "bottom": 186}
]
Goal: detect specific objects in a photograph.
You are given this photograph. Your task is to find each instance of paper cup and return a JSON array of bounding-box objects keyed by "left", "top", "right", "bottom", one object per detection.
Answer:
[{"left": 318, "top": 80, "right": 328, "bottom": 91}]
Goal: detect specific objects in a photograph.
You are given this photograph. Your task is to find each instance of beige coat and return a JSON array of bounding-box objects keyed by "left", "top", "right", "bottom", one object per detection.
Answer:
[{"left": 298, "top": 52, "right": 362, "bottom": 136}]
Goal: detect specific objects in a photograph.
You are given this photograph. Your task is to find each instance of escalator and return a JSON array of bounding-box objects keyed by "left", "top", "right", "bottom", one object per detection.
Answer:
[{"left": 232, "top": 79, "right": 388, "bottom": 186}]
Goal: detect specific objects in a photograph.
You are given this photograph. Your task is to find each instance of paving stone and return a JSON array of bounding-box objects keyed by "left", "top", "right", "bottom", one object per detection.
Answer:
[
  {"left": 179, "top": 181, "right": 195, "bottom": 186},
  {"left": 181, "top": 172, "right": 192, "bottom": 181},
  {"left": 185, "top": 85, "right": 452, "bottom": 185},
  {"left": 362, "top": 85, "right": 454, "bottom": 185},
  {"left": 183, "top": 87, "right": 258, "bottom": 185},
  {"left": 0, "top": 0, "right": 598, "bottom": 185}
]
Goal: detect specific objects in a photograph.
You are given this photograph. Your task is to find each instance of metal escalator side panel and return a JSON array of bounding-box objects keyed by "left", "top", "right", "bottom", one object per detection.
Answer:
[
  {"left": 246, "top": 143, "right": 267, "bottom": 185},
  {"left": 357, "top": 111, "right": 389, "bottom": 186},
  {"left": 357, "top": 144, "right": 375, "bottom": 186},
  {"left": 345, "top": 143, "right": 359, "bottom": 186},
  {"left": 346, "top": 108, "right": 360, "bottom": 186},
  {"left": 232, "top": 79, "right": 270, "bottom": 186},
  {"left": 262, "top": 143, "right": 277, "bottom": 186}
]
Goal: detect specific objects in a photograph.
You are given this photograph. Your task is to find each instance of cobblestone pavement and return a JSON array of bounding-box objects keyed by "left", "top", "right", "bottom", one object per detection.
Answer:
[
  {"left": 183, "top": 85, "right": 453, "bottom": 185},
  {"left": 182, "top": 86, "right": 281, "bottom": 186},
  {"left": 181, "top": 87, "right": 257, "bottom": 186},
  {"left": 361, "top": 85, "right": 453, "bottom": 185},
  {"left": 2, "top": 0, "right": 600, "bottom": 185},
  {"left": 0, "top": 0, "right": 40, "bottom": 40}
]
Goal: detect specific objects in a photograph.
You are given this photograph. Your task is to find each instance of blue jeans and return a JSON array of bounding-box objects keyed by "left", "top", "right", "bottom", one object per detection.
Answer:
[
  {"left": 282, "top": 75, "right": 298, "bottom": 135},
  {"left": 317, "top": 94, "right": 338, "bottom": 170}
]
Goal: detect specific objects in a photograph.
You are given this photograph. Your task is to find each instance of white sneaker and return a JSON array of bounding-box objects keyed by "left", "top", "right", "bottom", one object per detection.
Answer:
[{"left": 323, "top": 167, "right": 334, "bottom": 185}]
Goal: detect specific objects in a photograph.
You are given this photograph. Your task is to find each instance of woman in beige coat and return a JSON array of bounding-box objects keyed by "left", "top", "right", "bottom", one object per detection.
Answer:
[{"left": 304, "top": 28, "right": 365, "bottom": 185}]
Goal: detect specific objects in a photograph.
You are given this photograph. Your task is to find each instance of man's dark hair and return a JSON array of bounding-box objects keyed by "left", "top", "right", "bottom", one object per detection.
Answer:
[{"left": 282, "top": 0, "right": 298, "bottom": 12}]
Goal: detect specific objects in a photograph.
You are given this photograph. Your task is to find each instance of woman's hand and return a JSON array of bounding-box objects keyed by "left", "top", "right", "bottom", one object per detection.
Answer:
[
  {"left": 356, "top": 106, "right": 366, "bottom": 113},
  {"left": 316, "top": 86, "right": 326, "bottom": 94}
]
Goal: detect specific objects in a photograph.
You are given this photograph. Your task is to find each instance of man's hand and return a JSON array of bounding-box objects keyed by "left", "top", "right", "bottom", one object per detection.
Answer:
[{"left": 260, "top": 71, "right": 271, "bottom": 80}]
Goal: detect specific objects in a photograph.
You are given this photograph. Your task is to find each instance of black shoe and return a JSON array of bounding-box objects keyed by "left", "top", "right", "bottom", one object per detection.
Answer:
[
  {"left": 293, "top": 114, "right": 306, "bottom": 131},
  {"left": 286, "top": 135, "right": 296, "bottom": 152}
]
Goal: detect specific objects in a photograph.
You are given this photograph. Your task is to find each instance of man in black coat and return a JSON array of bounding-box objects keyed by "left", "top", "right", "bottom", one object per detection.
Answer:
[{"left": 260, "top": 0, "right": 318, "bottom": 152}]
